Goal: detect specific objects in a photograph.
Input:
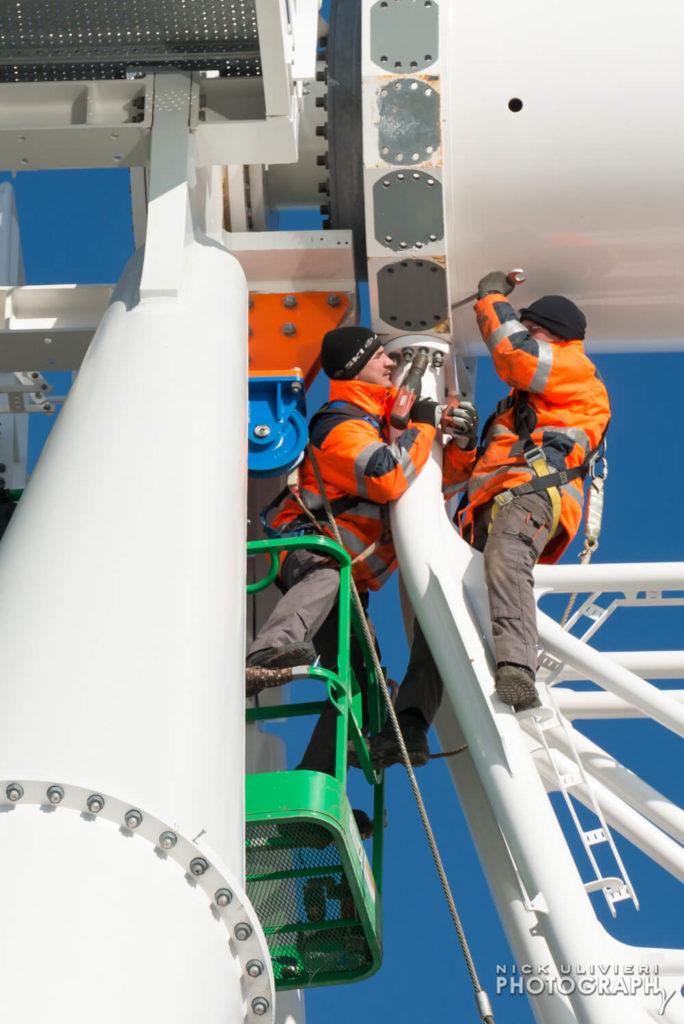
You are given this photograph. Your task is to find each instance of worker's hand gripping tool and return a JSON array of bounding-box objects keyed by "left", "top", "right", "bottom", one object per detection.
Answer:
[
  {"left": 450, "top": 268, "right": 526, "bottom": 311},
  {"left": 389, "top": 350, "right": 431, "bottom": 430}
]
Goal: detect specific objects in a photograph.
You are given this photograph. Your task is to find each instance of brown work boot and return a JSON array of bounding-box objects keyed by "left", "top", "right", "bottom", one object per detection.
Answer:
[
  {"left": 494, "top": 663, "right": 540, "bottom": 712},
  {"left": 245, "top": 665, "right": 295, "bottom": 699}
]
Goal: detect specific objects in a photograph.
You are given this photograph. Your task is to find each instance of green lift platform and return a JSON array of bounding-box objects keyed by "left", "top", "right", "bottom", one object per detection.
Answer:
[{"left": 246, "top": 536, "right": 385, "bottom": 990}]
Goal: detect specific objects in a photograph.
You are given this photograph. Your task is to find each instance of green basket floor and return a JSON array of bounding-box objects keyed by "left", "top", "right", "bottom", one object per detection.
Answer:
[{"left": 246, "top": 817, "right": 374, "bottom": 988}]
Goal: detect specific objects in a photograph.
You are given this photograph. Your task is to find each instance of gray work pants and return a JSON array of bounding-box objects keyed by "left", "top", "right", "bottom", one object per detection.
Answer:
[
  {"left": 473, "top": 491, "right": 553, "bottom": 673},
  {"left": 247, "top": 548, "right": 340, "bottom": 661},
  {"left": 248, "top": 547, "right": 373, "bottom": 776}
]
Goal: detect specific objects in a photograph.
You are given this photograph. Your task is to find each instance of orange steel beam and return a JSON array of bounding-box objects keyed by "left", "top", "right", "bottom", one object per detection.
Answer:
[{"left": 248, "top": 291, "right": 352, "bottom": 387}]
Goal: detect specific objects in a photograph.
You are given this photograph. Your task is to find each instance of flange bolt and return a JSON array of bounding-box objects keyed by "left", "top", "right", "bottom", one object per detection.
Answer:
[
  {"left": 281, "top": 322, "right": 297, "bottom": 336},
  {"left": 283, "top": 295, "right": 297, "bottom": 309},
  {"left": 254, "top": 424, "right": 271, "bottom": 438},
  {"left": 215, "top": 888, "right": 233, "bottom": 908},
  {"left": 47, "top": 785, "right": 64, "bottom": 805},
  {"left": 6, "top": 783, "right": 24, "bottom": 802},
  {"left": 235, "top": 922, "right": 253, "bottom": 941},
  {"left": 246, "top": 960, "right": 264, "bottom": 978},
  {"left": 159, "top": 831, "right": 177, "bottom": 850},
  {"left": 252, "top": 997, "right": 270, "bottom": 1016},
  {"left": 87, "top": 794, "right": 105, "bottom": 813},
  {"left": 327, "top": 294, "right": 340, "bottom": 308},
  {"left": 190, "top": 857, "right": 209, "bottom": 877},
  {"left": 125, "top": 809, "right": 143, "bottom": 829}
]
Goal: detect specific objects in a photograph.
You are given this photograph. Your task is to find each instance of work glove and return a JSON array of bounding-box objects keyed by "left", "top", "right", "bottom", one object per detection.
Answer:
[
  {"left": 442, "top": 400, "right": 478, "bottom": 449},
  {"left": 410, "top": 397, "right": 440, "bottom": 427},
  {"left": 477, "top": 270, "right": 513, "bottom": 299}
]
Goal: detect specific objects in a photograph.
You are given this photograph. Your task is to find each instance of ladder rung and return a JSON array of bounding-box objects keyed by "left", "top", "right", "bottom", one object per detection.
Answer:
[{"left": 583, "top": 827, "right": 606, "bottom": 845}]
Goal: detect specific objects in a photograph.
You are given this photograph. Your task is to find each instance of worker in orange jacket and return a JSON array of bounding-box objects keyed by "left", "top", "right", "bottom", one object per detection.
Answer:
[
  {"left": 460, "top": 273, "right": 611, "bottom": 710},
  {"left": 247, "top": 325, "right": 476, "bottom": 781}
]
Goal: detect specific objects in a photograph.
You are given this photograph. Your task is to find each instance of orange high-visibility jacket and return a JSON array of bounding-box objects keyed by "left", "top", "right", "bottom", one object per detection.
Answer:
[
  {"left": 274, "top": 379, "right": 475, "bottom": 590},
  {"left": 460, "top": 293, "right": 611, "bottom": 563}
]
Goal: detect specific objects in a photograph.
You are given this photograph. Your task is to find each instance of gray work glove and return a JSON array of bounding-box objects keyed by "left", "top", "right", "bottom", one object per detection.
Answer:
[
  {"left": 442, "top": 400, "right": 478, "bottom": 449},
  {"left": 410, "top": 397, "right": 440, "bottom": 426},
  {"left": 477, "top": 270, "right": 513, "bottom": 299}
]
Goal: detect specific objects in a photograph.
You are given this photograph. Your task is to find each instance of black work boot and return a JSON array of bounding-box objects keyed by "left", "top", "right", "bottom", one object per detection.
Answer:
[
  {"left": 368, "top": 714, "right": 430, "bottom": 770},
  {"left": 246, "top": 641, "right": 316, "bottom": 670},
  {"left": 494, "top": 663, "right": 540, "bottom": 712}
]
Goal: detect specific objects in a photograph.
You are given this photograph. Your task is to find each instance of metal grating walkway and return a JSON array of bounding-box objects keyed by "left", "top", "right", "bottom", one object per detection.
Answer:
[{"left": 0, "top": 0, "right": 261, "bottom": 81}]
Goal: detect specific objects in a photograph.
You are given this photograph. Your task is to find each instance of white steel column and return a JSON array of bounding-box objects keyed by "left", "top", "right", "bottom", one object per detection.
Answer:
[{"left": 0, "top": 73, "right": 274, "bottom": 1022}]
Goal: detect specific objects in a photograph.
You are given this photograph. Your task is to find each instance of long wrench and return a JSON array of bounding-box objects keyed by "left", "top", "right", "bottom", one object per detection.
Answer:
[{"left": 450, "top": 268, "right": 526, "bottom": 311}]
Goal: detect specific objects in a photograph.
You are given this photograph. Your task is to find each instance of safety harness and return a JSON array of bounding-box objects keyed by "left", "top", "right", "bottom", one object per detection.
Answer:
[
  {"left": 485, "top": 391, "right": 607, "bottom": 539},
  {"left": 259, "top": 400, "right": 392, "bottom": 569}
]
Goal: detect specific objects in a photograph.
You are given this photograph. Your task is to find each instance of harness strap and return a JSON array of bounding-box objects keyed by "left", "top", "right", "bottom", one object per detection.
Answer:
[{"left": 488, "top": 391, "right": 563, "bottom": 537}]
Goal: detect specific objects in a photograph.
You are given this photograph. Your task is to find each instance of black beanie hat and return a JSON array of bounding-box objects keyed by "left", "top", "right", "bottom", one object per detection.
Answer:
[
  {"left": 321, "top": 326, "right": 381, "bottom": 380},
  {"left": 518, "top": 295, "right": 587, "bottom": 341}
]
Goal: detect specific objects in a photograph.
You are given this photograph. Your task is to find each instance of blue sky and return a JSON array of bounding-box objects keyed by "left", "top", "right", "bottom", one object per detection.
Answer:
[{"left": 2, "top": 162, "right": 682, "bottom": 1024}]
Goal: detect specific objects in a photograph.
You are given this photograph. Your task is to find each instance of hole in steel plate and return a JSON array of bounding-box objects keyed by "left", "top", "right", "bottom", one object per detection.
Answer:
[{"left": 508, "top": 97, "right": 523, "bottom": 112}]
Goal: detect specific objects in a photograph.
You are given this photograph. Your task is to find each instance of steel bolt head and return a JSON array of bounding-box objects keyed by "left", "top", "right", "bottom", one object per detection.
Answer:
[
  {"left": 291, "top": 381, "right": 303, "bottom": 393},
  {"left": 281, "top": 322, "right": 296, "bottom": 336},
  {"left": 252, "top": 997, "right": 270, "bottom": 1016},
  {"left": 125, "top": 809, "right": 142, "bottom": 829},
  {"left": 190, "top": 857, "right": 209, "bottom": 877},
  {"left": 87, "top": 794, "right": 104, "bottom": 813},
  {"left": 283, "top": 294, "right": 297, "bottom": 308},
  {"left": 215, "top": 888, "right": 233, "bottom": 908},
  {"left": 47, "top": 785, "right": 64, "bottom": 805},
  {"left": 254, "top": 424, "right": 271, "bottom": 438},
  {"left": 327, "top": 294, "right": 341, "bottom": 308},
  {"left": 235, "top": 922, "right": 253, "bottom": 941},
  {"left": 246, "top": 960, "right": 264, "bottom": 978},
  {"left": 159, "top": 830, "right": 177, "bottom": 850},
  {"left": 6, "top": 783, "right": 23, "bottom": 802}
]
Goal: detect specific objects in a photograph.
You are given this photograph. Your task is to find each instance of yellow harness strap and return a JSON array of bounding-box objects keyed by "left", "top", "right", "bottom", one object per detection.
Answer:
[{"left": 489, "top": 450, "right": 562, "bottom": 537}]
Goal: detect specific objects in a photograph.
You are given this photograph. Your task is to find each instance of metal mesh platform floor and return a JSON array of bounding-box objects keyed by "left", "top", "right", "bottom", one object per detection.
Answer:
[
  {"left": 246, "top": 818, "right": 375, "bottom": 989},
  {"left": 0, "top": 0, "right": 261, "bottom": 81}
]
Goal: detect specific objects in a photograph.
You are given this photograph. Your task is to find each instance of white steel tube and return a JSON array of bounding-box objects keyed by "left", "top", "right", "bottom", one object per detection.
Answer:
[
  {"left": 538, "top": 614, "right": 684, "bottom": 739},
  {"left": 0, "top": 241, "right": 251, "bottom": 1022},
  {"left": 390, "top": 368, "right": 644, "bottom": 1022},
  {"left": 555, "top": 689, "right": 684, "bottom": 718},
  {"left": 532, "top": 746, "right": 684, "bottom": 884},
  {"left": 554, "top": 652, "right": 684, "bottom": 683},
  {"left": 534, "top": 563, "right": 684, "bottom": 594},
  {"left": 435, "top": 702, "right": 579, "bottom": 1024},
  {"left": 540, "top": 722, "right": 684, "bottom": 848}
]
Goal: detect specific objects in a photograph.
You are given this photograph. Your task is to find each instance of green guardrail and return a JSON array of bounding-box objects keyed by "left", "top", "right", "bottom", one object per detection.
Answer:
[{"left": 245, "top": 535, "right": 385, "bottom": 990}]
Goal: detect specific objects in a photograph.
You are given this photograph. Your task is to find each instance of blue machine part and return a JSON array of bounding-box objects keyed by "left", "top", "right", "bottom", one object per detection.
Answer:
[{"left": 248, "top": 375, "right": 308, "bottom": 478}]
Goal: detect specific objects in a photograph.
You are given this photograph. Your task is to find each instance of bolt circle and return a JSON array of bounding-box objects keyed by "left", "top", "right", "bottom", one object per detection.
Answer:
[
  {"left": 215, "top": 888, "right": 233, "bottom": 907},
  {"left": 87, "top": 794, "right": 105, "bottom": 813},
  {"left": 6, "top": 783, "right": 24, "bottom": 802},
  {"left": 252, "top": 997, "right": 270, "bottom": 1016},
  {"left": 246, "top": 959, "right": 264, "bottom": 978},
  {"left": 235, "top": 922, "right": 253, "bottom": 941},
  {"left": 190, "top": 857, "right": 209, "bottom": 877},
  {"left": 46, "top": 785, "right": 64, "bottom": 805},
  {"left": 159, "top": 830, "right": 177, "bottom": 850},
  {"left": 125, "top": 809, "right": 143, "bottom": 829}
]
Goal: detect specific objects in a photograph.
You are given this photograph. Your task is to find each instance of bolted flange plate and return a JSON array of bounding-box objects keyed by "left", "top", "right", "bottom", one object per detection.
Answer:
[
  {"left": 373, "top": 170, "right": 444, "bottom": 251},
  {"left": 378, "top": 258, "right": 448, "bottom": 332},
  {"left": 0, "top": 778, "right": 275, "bottom": 1023},
  {"left": 370, "top": 0, "right": 439, "bottom": 74},
  {"left": 378, "top": 78, "right": 440, "bottom": 165}
]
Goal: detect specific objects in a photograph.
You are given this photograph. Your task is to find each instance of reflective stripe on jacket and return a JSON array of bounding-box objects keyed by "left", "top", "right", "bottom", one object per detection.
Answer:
[
  {"left": 274, "top": 379, "right": 474, "bottom": 590},
  {"left": 460, "top": 293, "right": 611, "bottom": 563}
]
